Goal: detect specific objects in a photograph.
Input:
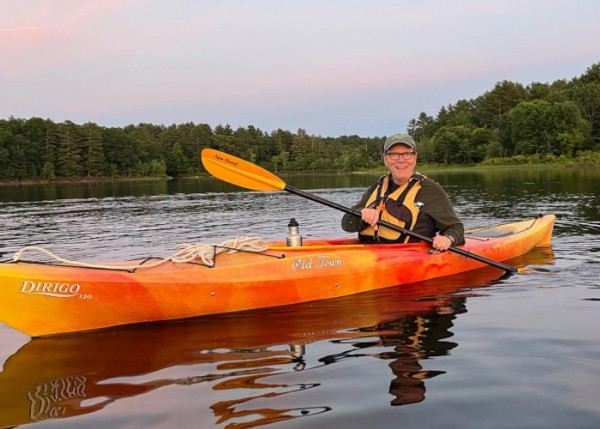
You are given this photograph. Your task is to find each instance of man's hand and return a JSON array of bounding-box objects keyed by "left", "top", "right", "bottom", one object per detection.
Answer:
[{"left": 361, "top": 208, "right": 380, "bottom": 230}]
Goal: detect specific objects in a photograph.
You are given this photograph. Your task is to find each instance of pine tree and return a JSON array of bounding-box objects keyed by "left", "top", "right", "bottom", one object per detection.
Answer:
[
  {"left": 56, "top": 121, "right": 82, "bottom": 177},
  {"left": 81, "top": 122, "right": 105, "bottom": 177}
]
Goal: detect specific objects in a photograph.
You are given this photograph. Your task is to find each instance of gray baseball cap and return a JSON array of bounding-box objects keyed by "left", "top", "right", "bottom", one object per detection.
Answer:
[{"left": 383, "top": 133, "right": 416, "bottom": 152}]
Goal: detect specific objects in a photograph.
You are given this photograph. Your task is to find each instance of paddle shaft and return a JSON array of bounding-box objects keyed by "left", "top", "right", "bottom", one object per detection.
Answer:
[{"left": 284, "top": 184, "right": 517, "bottom": 274}]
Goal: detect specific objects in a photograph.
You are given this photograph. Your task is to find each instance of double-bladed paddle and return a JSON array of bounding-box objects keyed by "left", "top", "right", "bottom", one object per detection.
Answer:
[{"left": 201, "top": 148, "right": 517, "bottom": 274}]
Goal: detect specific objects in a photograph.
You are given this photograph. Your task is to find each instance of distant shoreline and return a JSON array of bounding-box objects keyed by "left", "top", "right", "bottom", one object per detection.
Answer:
[
  {"left": 1, "top": 161, "right": 596, "bottom": 187},
  {"left": 0, "top": 176, "right": 171, "bottom": 186}
]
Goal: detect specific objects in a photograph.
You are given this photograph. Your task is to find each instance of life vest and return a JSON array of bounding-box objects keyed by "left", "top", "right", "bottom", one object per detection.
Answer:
[{"left": 359, "top": 173, "right": 426, "bottom": 243}]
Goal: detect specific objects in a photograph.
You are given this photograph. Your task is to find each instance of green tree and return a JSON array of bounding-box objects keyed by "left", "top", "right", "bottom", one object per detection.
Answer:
[
  {"left": 469, "top": 127, "right": 493, "bottom": 163},
  {"left": 127, "top": 123, "right": 165, "bottom": 165},
  {"left": 431, "top": 126, "right": 472, "bottom": 164},
  {"left": 472, "top": 80, "right": 528, "bottom": 128},
  {"left": 290, "top": 129, "right": 312, "bottom": 167},
  {"left": 56, "top": 121, "right": 82, "bottom": 177},
  {"left": 408, "top": 112, "right": 436, "bottom": 143},
  {"left": 446, "top": 99, "right": 475, "bottom": 127},
  {"left": 166, "top": 142, "right": 191, "bottom": 177},
  {"left": 8, "top": 134, "right": 31, "bottom": 178},
  {"left": 22, "top": 117, "right": 56, "bottom": 176},
  {"left": 148, "top": 159, "right": 167, "bottom": 177},
  {"left": 510, "top": 100, "right": 589, "bottom": 156},
  {"left": 545, "top": 101, "right": 590, "bottom": 155},
  {"left": 103, "top": 127, "right": 139, "bottom": 175},
  {"left": 81, "top": 122, "right": 105, "bottom": 177},
  {"left": 577, "top": 62, "right": 600, "bottom": 84},
  {"left": 271, "top": 150, "right": 289, "bottom": 172},
  {"left": 568, "top": 82, "right": 600, "bottom": 150},
  {"left": 40, "top": 161, "right": 56, "bottom": 179},
  {"left": 0, "top": 127, "right": 13, "bottom": 178},
  {"left": 271, "top": 128, "right": 294, "bottom": 155},
  {"left": 527, "top": 82, "right": 552, "bottom": 100}
]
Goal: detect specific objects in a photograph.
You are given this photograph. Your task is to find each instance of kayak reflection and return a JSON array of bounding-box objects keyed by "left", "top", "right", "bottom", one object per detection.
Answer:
[{"left": 0, "top": 248, "right": 553, "bottom": 429}]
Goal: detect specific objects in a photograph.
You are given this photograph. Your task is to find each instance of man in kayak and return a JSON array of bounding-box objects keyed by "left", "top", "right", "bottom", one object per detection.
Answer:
[{"left": 341, "top": 132, "right": 464, "bottom": 251}]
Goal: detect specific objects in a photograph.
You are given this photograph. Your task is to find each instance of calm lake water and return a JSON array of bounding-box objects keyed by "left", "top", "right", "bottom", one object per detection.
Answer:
[{"left": 1, "top": 166, "right": 599, "bottom": 429}]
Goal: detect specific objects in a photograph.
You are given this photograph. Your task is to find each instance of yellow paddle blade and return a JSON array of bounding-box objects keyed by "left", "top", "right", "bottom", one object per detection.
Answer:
[{"left": 201, "top": 148, "right": 286, "bottom": 191}]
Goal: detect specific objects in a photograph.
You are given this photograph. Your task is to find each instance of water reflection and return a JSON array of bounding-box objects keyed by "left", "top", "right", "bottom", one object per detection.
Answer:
[
  {"left": 318, "top": 298, "right": 464, "bottom": 407},
  {"left": 0, "top": 249, "right": 554, "bottom": 429}
]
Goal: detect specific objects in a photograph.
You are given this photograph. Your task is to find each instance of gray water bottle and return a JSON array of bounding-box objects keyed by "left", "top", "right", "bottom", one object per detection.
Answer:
[{"left": 286, "top": 218, "right": 303, "bottom": 247}]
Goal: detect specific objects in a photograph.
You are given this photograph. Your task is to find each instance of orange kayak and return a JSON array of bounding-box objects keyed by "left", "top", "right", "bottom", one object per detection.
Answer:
[
  {"left": 0, "top": 263, "right": 535, "bottom": 428},
  {"left": 0, "top": 214, "right": 555, "bottom": 337}
]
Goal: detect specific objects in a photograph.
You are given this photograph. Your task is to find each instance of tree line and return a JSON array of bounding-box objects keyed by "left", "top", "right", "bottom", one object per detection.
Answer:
[
  {"left": 408, "top": 62, "right": 600, "bottom": 166},
  {"left": 1, "top": 62, "right": 599, "bottom": 181}
]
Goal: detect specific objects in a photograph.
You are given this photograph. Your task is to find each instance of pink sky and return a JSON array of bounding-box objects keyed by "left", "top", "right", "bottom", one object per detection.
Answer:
[{"left": 2, "top": 0, "right": 599, "bottom": 137}]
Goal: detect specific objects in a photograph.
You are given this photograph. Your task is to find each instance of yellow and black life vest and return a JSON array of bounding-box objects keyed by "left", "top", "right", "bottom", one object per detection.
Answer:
[{"left": 359, "top": 173, "right": 426, "bottom": 243}]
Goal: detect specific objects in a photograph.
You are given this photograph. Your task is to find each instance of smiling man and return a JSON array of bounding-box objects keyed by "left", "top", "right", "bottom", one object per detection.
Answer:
[{"left": 341, "top": 133, "right": 464, "bottom": 251}]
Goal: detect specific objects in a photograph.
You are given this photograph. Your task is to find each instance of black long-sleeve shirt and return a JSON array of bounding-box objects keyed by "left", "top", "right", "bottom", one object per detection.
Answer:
[{"left": 341, "top": 175, "right": 465, "bottom": 245}]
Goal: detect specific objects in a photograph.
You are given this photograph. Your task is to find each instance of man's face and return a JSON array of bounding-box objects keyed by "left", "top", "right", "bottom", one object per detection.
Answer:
[{"left": 383, "top": 143, "right": 418, "bottom": 185}]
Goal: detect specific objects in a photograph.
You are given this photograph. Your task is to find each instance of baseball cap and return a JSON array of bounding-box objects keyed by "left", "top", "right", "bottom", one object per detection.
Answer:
[{"left": 383, "top": 133, "right": 416, "bottom": 152}]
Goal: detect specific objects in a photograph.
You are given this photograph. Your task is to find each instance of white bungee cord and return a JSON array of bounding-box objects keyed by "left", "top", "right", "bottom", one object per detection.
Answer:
[{"left": 11, "top": 236, "right": 268, "bottom": 270}]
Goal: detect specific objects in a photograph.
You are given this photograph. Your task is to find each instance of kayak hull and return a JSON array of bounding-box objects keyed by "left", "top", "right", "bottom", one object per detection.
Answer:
[{"left": 0, "top": 215, "right": 555, "bottom": 337}]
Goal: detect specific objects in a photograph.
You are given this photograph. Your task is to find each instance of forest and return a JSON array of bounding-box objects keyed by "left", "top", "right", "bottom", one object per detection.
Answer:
[{"left": 1, "top": 62, "right": 599, "bottom": 181}]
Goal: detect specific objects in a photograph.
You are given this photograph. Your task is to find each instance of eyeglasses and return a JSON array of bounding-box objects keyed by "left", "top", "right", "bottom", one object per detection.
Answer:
[{"left": 385, "top": 151, "right": 416, "bottom": 161}]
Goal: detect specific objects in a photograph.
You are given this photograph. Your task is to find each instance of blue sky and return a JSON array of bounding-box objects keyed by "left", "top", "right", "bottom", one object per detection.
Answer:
[{"left": 2, "top": 0, "right": 599, "bottom": 137}]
